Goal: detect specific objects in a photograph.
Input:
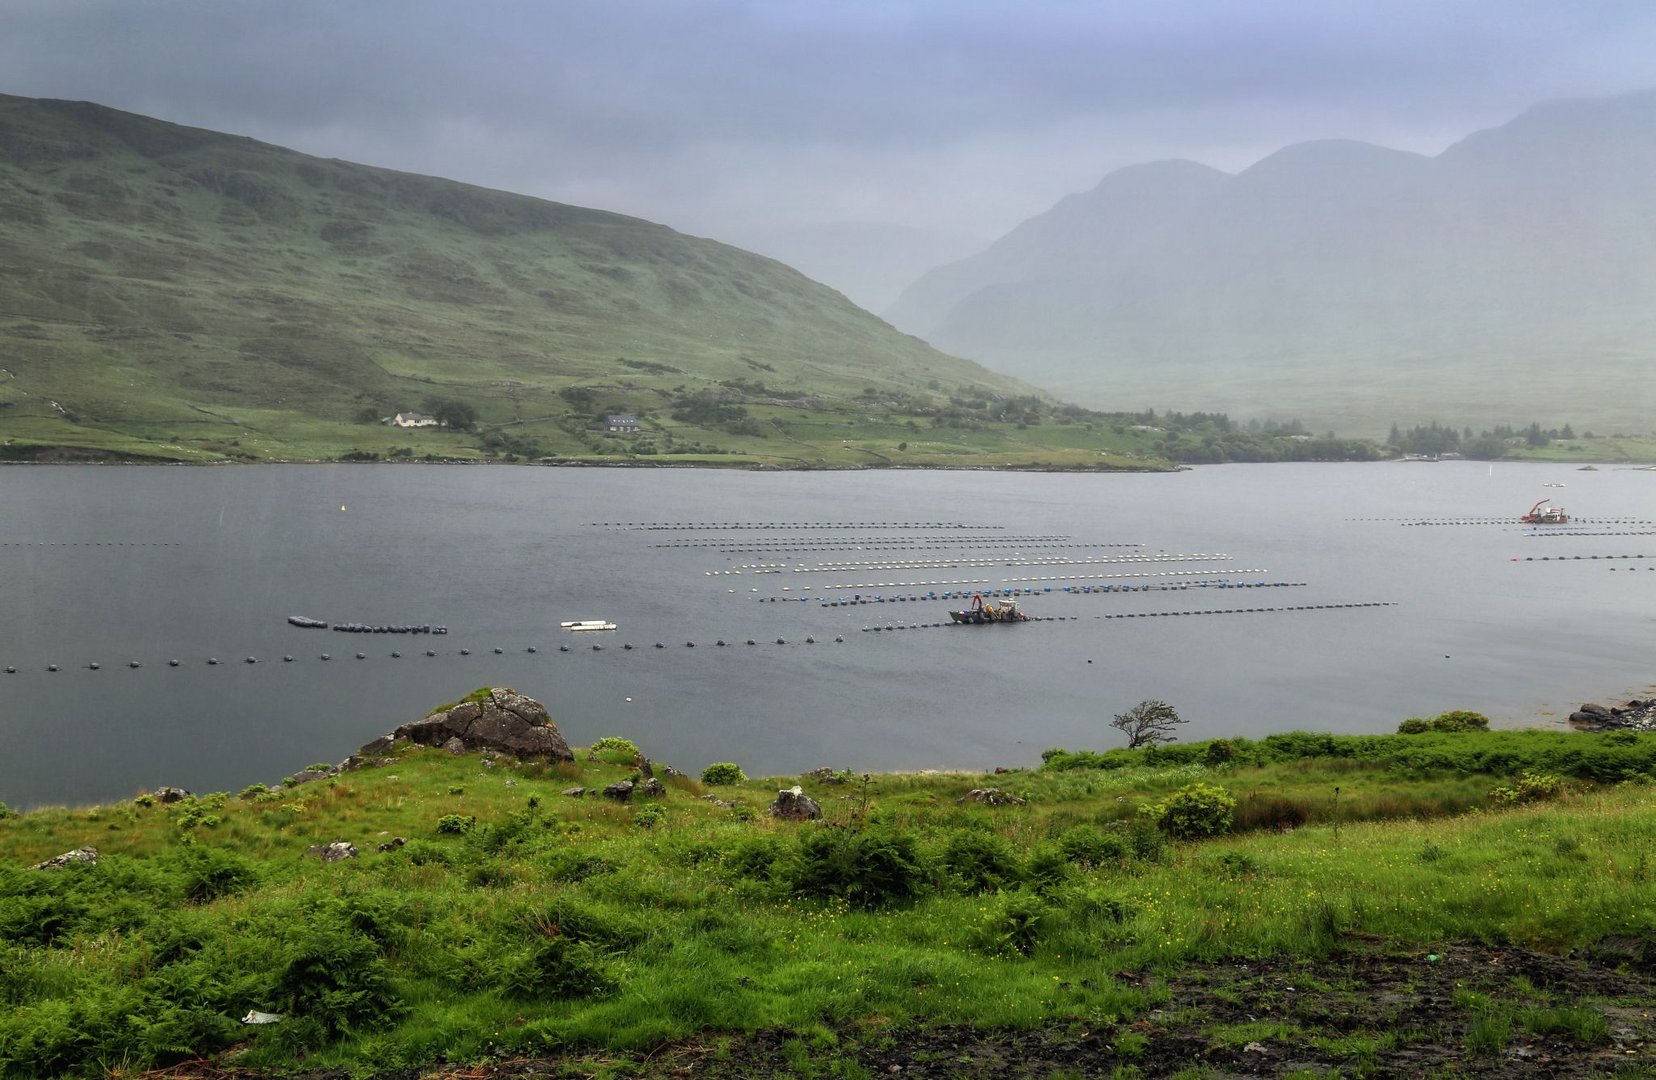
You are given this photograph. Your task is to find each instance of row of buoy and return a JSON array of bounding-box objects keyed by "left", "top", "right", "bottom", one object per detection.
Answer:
[
  {"left": 865, "top": 617, "right": 1078, "bottom": 630},
  {"left": 652, "top": 534, "right": 1079, "bottom": 548},
  {"left": 2, "top": 637, "right": 853, "bottom": 674},
  {"left": 811, "top": 581, "right": 1306, "bottom": 607},
  {"left": 1004, "top": 568, "right": 1270, "bottom": 584},
  {"left": 789, "top": 554, "right": 1230, "bottom": 573},
  {"left": 579, "top": 637, "right": 842, "bottom": 650},
  {"left": 0, "top": 542, "right": 183, "bottom": 547},
  {"left": 1526, "top": 531, "right": 1656, "bottom": 538},
  {"left": 1515, "top": 555, "right": 1652, "bottom": 562},
  {"left": 857, "top": 602, "right": 1395, "bottom": 631},
  {"left": 331, "top": 624, "right": 448, "bottom": 635},
  {"left": 1399, "top": 518, "right": 1655, "bottom": 527},
  {"left": 590, "top": 521, "right": 992, "bottom": 530}
]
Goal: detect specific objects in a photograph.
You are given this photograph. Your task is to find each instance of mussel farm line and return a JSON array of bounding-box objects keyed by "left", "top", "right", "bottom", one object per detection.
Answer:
[
  {"left": 1393, "top": 518, "right": 1656, "bottom": 527},
  {"left": 860, "top": 601, "right": 1395, "bottom": 632},
  {"left": 781, "top": 553, "right": 1231, "bottom": 573},
  {"left": 589, "top": 521, "right": 998, "bottom": 530},
  {"left": 4, "top": 597, "right": 1399, "bottom": 677}
]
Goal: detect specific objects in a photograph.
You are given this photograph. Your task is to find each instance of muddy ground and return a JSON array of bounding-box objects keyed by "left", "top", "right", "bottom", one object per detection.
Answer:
[{"left": 152, "top": 937, "right": 1656, "bottom": 1079}]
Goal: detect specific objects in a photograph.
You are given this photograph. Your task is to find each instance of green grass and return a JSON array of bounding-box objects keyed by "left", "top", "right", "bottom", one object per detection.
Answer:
[{"left": 2, "top": 718, "right": 1656, "bottom": 1075}]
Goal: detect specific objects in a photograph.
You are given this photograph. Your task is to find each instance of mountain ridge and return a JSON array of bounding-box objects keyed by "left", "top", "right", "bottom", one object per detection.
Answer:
[
  {"left": 1, "top": 93, "right": 1121, "bottom": 466},
  {"left": 886, "top": 90, "right": 1656, "bottom": 434}
]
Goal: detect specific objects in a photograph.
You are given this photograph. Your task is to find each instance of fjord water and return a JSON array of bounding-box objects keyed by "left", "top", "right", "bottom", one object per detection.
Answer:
[{"left": 2, "top": 462, "right": 1651, "bottom": 808}]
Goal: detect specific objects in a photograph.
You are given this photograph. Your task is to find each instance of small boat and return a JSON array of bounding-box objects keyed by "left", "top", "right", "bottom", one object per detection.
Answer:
[
  {"left": 562, "top": 619, "right": 617, "bottom": 632},
  {"left": 1520, "top": 500, "right": 1569, "bottom": 525},
  {"left": 948, "top": 593, "right": 1029, "bottom": 624},
  {"left": 287, "top": 616, "right": 329, "bottom": 629}
]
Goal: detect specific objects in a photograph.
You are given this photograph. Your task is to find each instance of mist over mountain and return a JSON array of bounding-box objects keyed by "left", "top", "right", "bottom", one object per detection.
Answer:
[
  {"left": 886, "top": 92, "right": 1656, "bottom": 435},
  {"left": 724, "top": 221, "right": 988, "bottom": 313}
]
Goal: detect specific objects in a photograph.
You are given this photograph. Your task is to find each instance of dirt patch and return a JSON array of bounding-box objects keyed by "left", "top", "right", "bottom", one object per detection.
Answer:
[{"left": 144, "top": 938, "right": 1656, "bottom": 1079}]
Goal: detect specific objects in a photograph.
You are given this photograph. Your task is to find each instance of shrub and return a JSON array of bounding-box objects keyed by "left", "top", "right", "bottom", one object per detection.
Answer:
[
  {"left": 273, "top": 921, "right": 402, "bottom": 1038},
  {"left": 1023, "top": 844, "right": 1073, "bottom": 894},
  {"left": 940, "top": 829, "right": 1023, "bottom": 894},
  {"left": 633, "top": 803, "right": 665, "bottom": 830},
  {"left": 173, "top": 847, "right": 260, "bottom": 903},
  {"left": 1057, "top": 824, "right": 1127, "bottom": 866},
  {"left": 1204, "top": 739, "right": 1237, "bottom": 765},
  {"left": 1140, "top": 782, "right": 1236, "bottom": 840},
  {"left": 499, "top": 936, "right": 614, "bottom": 1000},
  {"left": 1489, "top": 770, "right": 1565, "bottom": 805},
  {"left": 589, "top": 737, "right": 640, "bottom": 764},
  {"left": 973, "top": 890, "right": 1050, "bottom": 956},
  {"left": 1431, "top": 710, "right": 1490, "bottom": 732},
  {"left": 1398, "top": 717, "right": 1431, "bottom": 734},
  {"left": 435, "top": 814, "right": 475, "bottom": 835},
  {"left": 1234, "top": 794, "right": 1311, "bottom": 833},
  {"left": 238, "top": 783, "right": 270, "bottom": 800},
  {"left": 790, "top": 828, "right": 926, "bottom": 909},
  {"left": 700, "top": 762, "right": 746, "bottom": 786}
]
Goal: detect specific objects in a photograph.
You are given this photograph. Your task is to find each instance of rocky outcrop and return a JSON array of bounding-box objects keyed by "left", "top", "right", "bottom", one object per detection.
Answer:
[
  {"left": 307, "top": 841, "right": 358, "bottom": 862},
  {"left": 603, "top": 780, "right": 636, "bottom": 801},
  {"left": 958, "top": 787, "right": 1026, "bottom": 806},
  {"left": 34, "top": 846, "right": 98, "bottom": 870},
  {"left": 390, "top": 688, "right": 574, "bottom": 760},
  {"left": 1568, "top": 699, "right": 1656, "bottom": 732},
  {"left": 769, "top": 786, "right": 822, "bottom": 821}
]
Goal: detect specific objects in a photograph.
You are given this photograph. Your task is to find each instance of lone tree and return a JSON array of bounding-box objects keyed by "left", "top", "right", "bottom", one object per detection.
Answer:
[{"left": 1111, "top": 699, "right": 1185, "bottom": 749}]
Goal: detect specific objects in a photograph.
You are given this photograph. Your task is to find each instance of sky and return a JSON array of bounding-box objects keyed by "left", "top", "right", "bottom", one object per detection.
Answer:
[{"left": 6, "top": 0, "right": 1656, "bottom": 307}]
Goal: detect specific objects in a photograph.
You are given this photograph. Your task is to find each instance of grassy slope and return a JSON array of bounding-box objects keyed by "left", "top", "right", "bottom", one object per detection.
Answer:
[
  {"left": 0, "top": 96, "right": 1169, "bottom": 469},
  {"left": 2, "top": 716, "right": 1655, "bottom": 1077}
]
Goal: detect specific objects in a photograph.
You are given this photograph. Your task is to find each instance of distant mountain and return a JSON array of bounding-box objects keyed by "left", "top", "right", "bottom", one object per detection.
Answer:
[
  {"left": 886, "top": 92, "right": 1656, "bottom": 434},
  {"left": 725, "top": 221, "right": 989, "bottom": 313},
  {"left": 0, "top": 95, "right": 1031, "bottom": 462}
]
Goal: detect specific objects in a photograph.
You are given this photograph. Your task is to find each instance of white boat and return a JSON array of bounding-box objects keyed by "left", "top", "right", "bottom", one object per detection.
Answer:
[{"left": 562, "top": 619, "right": 617, "bottom": 631}]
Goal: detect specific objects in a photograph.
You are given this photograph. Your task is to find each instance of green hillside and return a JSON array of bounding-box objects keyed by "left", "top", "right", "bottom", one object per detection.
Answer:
[{"left": 0, "top": 95, "right": 1167, "bottom": 468}]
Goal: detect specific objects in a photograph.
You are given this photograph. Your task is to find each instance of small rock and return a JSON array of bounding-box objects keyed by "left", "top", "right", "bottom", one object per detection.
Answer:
[
  {"left": 640, "top": 777, "right": 666, "bottom": 797},
  {"left": 442, "top": 736, "right": 467, "bottom": 755},
  {"left": 603, "top": 780, "right": 635, "bottom": 802},
  {"left": 306, "top": 841, "right": 358, "bottom": 863},
  {"left": 562, "top": 786, "right": 587, "bottom": 798},
  {"left": 376, "top": 837, "right": 406, "bottom": 853},
  {"left": 154, "top": 786, "right": 190, "bottom": 804},
  {"left": 958, "top": 787, "right": 1026, "bottom": 806},
  {"left": 34, "top": 846, "right": 99, "bottom": 870}
]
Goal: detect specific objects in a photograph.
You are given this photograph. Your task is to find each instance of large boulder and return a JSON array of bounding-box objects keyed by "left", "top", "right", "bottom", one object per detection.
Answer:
[
  {"left": 769, "top": 786, "right": 822, "bottom": 821},
  {"left": 392, "top": 688, "right": 573, "bottom": 761}
]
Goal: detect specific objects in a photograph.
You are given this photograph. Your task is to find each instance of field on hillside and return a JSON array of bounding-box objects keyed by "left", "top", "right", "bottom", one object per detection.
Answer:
[{"left": 3, "top": 710, "right": 1655, "bottom": 1078}]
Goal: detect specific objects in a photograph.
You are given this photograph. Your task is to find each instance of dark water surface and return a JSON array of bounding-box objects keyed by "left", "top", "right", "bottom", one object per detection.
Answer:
[{"left": 3, "top": 462, "right": 1652, "bottom": 807}]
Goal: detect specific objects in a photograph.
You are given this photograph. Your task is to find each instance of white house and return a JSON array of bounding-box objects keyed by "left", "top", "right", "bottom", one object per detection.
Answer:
[
  {"left": 606, "top": 414, "right": 640, "bottom": 433},
  {"left": 392, "top": 412, "right": 440, "bottom": 428}
]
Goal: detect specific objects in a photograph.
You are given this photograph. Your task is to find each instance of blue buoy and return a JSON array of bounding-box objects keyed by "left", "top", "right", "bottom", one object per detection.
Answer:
[
  {"left": 284, "top": 655, "right": 294, "bottom": 663},
  {"left": 460, "top": 648, "right": 470, "bottom": 655},
  {"left": 48, "top": 664, "right": 59, "bottom": 672},
  {"left": 129, "top": 661, "right": 141, "bottom": 669},
  {"left": 208, "top": 658, "right": 221, "bottom": 665},
  {"left": 493, "top": 647, "right": 503, "bottom": 654},
  {"left": 245, "top": 656, "right": 257, "bottom": 664},
  {"left": 425, "top": 650, "right": 435, "bottom": 657},
  {"left": 89, "top": 662, "right": 100, "bottom": 670},
  {"left": 320, "top": 654, "right": 331, "bottom": 661},
  {"left": 169, "top": 659, "right": 180, "bottom": 667},
  {"left": 527, "top": 646, "right": 537, "bottom": 653},
  {"left": 355, "top": 652, "right": 366, "bottom": 659}
]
